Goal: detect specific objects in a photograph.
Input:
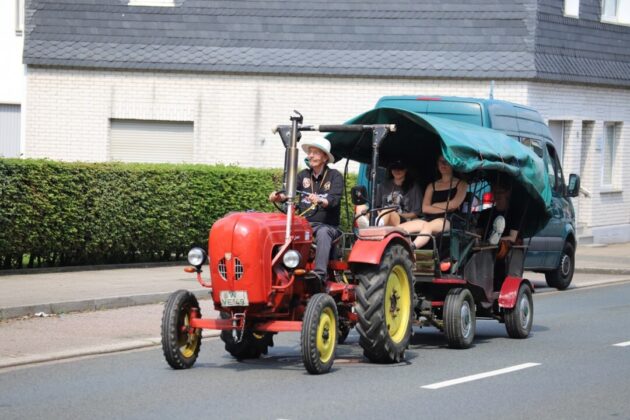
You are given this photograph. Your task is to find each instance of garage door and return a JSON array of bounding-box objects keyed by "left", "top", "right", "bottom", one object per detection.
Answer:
[
  {"left": 0, "top": 104, "right": 21, "bottom": 158},
  {"left": 109, "top": 119, "right": 193, "bottom": 163}
]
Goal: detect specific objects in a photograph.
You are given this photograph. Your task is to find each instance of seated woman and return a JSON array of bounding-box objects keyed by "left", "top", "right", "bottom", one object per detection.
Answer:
[
  {"left": 399, "top": 155, "right": 468, "bottom": 250},
  {"left": 356, "top": 160, "right": 422, "bottom": 228}
]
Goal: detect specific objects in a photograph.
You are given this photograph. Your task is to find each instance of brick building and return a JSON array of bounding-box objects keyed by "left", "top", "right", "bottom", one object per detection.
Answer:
[{"left": 22, "top": 0, "right": 630, "bottom": 243}]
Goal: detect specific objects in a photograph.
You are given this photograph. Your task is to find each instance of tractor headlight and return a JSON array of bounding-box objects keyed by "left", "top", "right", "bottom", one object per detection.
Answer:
[
  {"left": 282, "top": 250, "right": 301, "bottom": 269},
  {"left": 187, "top": 247, "right": 207, "bottom": 267}
]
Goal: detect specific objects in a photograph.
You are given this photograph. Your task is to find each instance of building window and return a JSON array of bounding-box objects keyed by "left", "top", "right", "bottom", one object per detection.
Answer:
[
  {"left": 601, "top": 0, "right": 630, "bottom": 24},
  {"left": 602, "top": 122, "right": 620, "bottom": 187},
  {"left": 109, "top": 120, "right": 193, "bottom": 163},
  {"left": 564, "top": 0, "right": 580, "bottom": 17},
  {"left": 15, "top": 0, "right": 24, "bottom": 35}
]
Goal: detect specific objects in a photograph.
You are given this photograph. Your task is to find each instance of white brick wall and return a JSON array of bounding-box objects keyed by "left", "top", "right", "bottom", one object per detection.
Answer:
[
  {"left": 24, "top": 67, "right": 629, "bottom": 242},
  {"left": 528, "top": 82, "right": 630, "bottom": 242}
]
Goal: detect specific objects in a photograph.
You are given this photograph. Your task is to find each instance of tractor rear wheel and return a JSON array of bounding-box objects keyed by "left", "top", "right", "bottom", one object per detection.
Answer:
[
  {"left": 220, "top": 313, "right": 274, "bottom": 360},
  {"left": 504, "top": 283, "right": 533, "bottom": 339},
  {"left": 355, "top": 244, "right": 414, "bottom": 363},
  {"left": 301, "top": 293, "right": 338, "bottom": 374},
  {"left": 161, "top": 290, "right": 202, "bottom": 369},
  {"left": 444, "top": 288, "right": 476, "bottom": 349}
]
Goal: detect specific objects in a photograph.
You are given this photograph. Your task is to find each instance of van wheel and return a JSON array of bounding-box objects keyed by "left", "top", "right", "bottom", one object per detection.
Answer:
[
  {"left": 545, "top": 242, "right": 574, "bottom": 290},
  {"left": 354, "top": 244, "right": 415, "bottom": 363}
]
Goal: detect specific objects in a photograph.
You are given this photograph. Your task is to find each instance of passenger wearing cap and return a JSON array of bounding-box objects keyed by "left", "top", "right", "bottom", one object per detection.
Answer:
[
  {"left": 355, "top": 160, "right": 422, "bottom": 228},
  {"left": 269, "top": 137, "right": 344, "bottom": 283}
]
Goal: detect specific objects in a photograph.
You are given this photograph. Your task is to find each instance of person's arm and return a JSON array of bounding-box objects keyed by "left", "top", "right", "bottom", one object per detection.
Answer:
[
  {"left": 400, "top": 184, "right": 422, "bottom": 220},
  {"left": 502, "top": 229, "right": 519, "bottom": 242},
  {"left": 421, "top": 183, "right": 437, "bottom": 214}
]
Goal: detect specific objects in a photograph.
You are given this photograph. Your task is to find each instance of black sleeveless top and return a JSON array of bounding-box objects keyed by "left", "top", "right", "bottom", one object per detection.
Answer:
[{"left": 431, "top": 180, "right": 460, "bottom": 204}]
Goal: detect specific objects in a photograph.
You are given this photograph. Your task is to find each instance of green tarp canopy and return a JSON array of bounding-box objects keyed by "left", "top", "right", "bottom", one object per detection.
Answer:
[{"left": 326, "top": 107, "right": 553, "bottom": 236}]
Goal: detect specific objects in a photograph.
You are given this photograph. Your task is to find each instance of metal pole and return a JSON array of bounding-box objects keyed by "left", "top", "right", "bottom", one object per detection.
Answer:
[{"left": 284, "top": 112, "right": 302, "bottom": 242}]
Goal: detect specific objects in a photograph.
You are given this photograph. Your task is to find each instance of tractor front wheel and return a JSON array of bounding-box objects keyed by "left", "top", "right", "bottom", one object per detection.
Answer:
[
  {"left": 355, "top": 244, "right": 414, "bottom": 363},
  {"left": 161, "top": 290, "right": 202, "bottom": 369},
  {"left": 220, "top": 313, "right": 274, "bottom": 360},
  {"left": 301, "top": 293, "right": 338, "bottom": 374}
]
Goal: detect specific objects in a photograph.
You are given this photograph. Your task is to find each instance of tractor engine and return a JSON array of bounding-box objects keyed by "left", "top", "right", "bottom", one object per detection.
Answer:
[{"left": 208, "top": 212, "right": 312, "bottom": 311}]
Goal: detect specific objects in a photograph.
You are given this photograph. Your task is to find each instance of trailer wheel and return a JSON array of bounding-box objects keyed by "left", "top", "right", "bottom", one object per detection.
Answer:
[
  {"left": 504, "top": 283, "right": 533, "bottom": 339},
  {"left": 545, "top": 242, "right": 574, "bottom": 290},
  {"left": 220, "top": 313, "right": 273, "bottom": 360},
  {"left": 302, "top": 293, "right": 338, "bottom": 374},
  {"left": 161, "top": 290, "right": 202, "bottom": 369},
  {"left": 444, "top": 288, "right": 476, "bottom": 349},
  {"left": 355, "top": 244, "right": 414, "bottom": 363}
]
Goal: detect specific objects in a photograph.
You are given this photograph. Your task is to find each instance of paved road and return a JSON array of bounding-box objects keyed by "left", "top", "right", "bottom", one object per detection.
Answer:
[{"left": 1, "top": 281, "right": 629, "bottom": 419}]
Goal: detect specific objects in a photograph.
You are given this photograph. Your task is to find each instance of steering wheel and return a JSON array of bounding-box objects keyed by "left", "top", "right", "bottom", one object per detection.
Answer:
[{"left": 272, "top": 190, "right": 320, "bottom": 218}]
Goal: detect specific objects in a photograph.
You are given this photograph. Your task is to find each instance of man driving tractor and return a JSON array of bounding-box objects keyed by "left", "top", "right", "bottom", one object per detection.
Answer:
[{"left": 269, "top": 137, "right": 344, "bottom": 284}]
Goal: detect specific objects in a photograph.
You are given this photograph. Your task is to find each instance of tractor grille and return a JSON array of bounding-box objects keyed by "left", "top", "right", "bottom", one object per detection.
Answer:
[
  {"left": 218, "top": 258, "right": 227, "bottom": 280},
  {"left": 234, "top": 258, "right": 244, "bottom": 280}
]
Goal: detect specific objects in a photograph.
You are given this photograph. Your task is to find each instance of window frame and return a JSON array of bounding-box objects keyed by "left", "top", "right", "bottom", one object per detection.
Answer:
[
  {"left": 564, "top": 0, "right": 580, "bottom": 17},
  {"left": 601, "top": 122, "right": 620, "bottom": 188}
]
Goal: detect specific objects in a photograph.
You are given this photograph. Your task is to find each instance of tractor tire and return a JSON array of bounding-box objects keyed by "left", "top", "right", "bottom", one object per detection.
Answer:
[
  {"left": 301, "top": 293, "right": 338, "bottom": 374},
  {"left": 545, "top": 242, "right": 575, "bottom": 290},
  {"left": 161, "top": 290, "right": 202, "bottom": 369},
  {"left": 220, "top": 313, "right": 274, "bottom": 360},
  {"left": 355, "top": 244, "right": 414, "bottom": 363},
  {"left": 504, "top": 283, "right": 533, "bottom": 339},
  {"left": 338, "top": 321, "right": 351, "bottom": 345},
  {"left": 444, "top": 288, "right": 476, "bottom": 349}
]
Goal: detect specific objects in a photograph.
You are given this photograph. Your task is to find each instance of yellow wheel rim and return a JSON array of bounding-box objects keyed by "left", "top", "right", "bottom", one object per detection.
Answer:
[
  {"left": 316, "top": 307, "right": 336, "bottom": 363},
  {"left": 385, "top": 265, "right": 411, "bottom": 343},
  {"left": 178, "top": 313, "right": 199, "bottom": 358}
]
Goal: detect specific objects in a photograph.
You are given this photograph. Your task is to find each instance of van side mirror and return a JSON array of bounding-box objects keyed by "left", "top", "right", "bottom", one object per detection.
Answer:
[
  {"left": 567, "top": 174, "right": 580, "bottom": 197},
  {"left": 351, "top": 185, "right": 368, "bottom": 205}
]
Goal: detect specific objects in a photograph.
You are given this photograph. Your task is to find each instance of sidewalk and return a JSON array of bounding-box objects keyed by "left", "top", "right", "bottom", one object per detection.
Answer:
[{"left": 1, "top": 243, "right": 629, "bottom": 370}]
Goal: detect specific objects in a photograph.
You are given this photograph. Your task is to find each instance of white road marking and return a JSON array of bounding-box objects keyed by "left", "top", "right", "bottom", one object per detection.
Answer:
[
  {"left": 421, "top": 363, "right": 541, "bottom": 390},
  {"left": 613, "top": 341, "right": 630, "bottom": 347}
]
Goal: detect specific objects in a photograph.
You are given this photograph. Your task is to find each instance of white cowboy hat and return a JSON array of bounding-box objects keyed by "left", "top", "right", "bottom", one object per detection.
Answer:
[{"left": 301, "top": 137, "right": 335, "bottom": 163}]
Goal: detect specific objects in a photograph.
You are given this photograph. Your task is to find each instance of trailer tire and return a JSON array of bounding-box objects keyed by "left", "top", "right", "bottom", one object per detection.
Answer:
[
  {"left": 302, "top": 293, "right": 338, "bottom": 374},
  {"left": 444, "top": 288, "right": 476, "bottom": 349},
  {"left": 354, "top": 244, "right": 414, "bottom": 363},
  {"left": 161, "top": 290, "right": 202, "bottom": 369},
  {"left": 504, "top": 283, "right": 533, "bottom": 339}
]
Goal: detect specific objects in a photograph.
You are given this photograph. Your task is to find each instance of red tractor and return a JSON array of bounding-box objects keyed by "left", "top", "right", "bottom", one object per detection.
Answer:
[{"left": 161, "top": 112, "right": 412, "bottom": 374}]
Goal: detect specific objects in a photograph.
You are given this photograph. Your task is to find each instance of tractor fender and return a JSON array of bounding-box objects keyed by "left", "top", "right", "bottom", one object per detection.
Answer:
[
  {"left": 348, "top": 232, "right": 411, "bottom": 265},
  {"left": 498, "top": 276, "right": 533, "bottom": 309}
]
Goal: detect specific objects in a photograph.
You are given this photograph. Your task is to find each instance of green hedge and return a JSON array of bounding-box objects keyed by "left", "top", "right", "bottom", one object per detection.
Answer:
[{"left": 0, "top": 159, "right": 357, "bottom": 269}]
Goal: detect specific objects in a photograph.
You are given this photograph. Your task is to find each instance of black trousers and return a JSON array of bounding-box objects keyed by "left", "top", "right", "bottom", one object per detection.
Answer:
[{"left": 311, "top": 224, "right": 340, "bottom": 279}]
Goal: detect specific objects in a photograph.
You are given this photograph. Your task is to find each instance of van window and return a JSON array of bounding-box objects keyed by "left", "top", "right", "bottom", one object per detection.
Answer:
[
  {"left": 520, "top": 138, "right": 544, "bottom": 158},
  {"left": 545, "top": 145, "right": 565, "bottom": 196}
]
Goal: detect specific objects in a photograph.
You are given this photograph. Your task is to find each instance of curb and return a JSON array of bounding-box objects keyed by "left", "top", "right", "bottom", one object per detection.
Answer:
[
  {"left": 0, "top": 331, "right": 220, "bottom": 370},
  {"left": 0, "top": 289, "right": 211, "bottom": 321},
  {"left": 574, "top": 267, "right": 630, "bottom": 276}
]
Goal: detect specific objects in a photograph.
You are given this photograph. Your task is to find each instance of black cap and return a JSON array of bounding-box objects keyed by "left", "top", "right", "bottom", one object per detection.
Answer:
[{"left": 388, "top": 160, "right": 406, "bottom": 170}]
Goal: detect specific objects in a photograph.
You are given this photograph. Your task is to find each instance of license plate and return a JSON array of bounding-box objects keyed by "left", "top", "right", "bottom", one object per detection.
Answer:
[{"left": 220, "top": 290, "right": 249, "bottom": 307}]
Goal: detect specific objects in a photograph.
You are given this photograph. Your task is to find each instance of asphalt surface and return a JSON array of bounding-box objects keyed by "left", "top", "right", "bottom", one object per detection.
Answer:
[
  {"left": 0, "top": 242, "right": 629, "bottom": 371},
  {"left": 1, "top": 282, "right": 629, "bottom": 419}
]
